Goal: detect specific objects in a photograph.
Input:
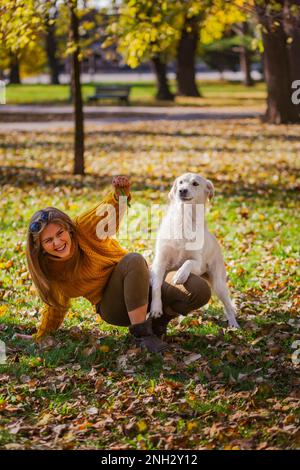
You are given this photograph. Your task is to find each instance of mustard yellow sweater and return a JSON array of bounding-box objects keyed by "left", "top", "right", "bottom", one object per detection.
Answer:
[{"left": 34, "top": 190, "right": 129, "bottom": 341}]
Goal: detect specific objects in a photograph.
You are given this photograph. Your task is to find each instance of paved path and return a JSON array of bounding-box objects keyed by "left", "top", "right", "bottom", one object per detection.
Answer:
[
  {"left": 0, "top": 105, "right": 262, "bottom": 131},
  {"left": 0, "top": 104, "right": 262, "bottom": 116}
]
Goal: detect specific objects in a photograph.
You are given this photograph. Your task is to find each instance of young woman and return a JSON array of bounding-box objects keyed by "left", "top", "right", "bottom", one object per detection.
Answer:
[{"left": 20, "top": 176, "right": 211, "bottom": 353}]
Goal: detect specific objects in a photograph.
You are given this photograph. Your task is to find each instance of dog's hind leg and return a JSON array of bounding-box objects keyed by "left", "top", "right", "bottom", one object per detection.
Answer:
[{"left": 211, "top": 274, "right": 240, "bottom": 328}]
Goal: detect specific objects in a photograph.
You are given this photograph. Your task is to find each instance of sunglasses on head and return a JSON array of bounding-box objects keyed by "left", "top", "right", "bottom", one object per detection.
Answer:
[{"left": 29, "top": 211, "right": 49, "bottom": 233}]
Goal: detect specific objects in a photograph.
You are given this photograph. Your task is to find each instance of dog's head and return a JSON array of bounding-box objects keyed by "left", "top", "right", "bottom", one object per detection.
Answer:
[{"left": 168, "top": 173, "right": 214, "bottom": 204}]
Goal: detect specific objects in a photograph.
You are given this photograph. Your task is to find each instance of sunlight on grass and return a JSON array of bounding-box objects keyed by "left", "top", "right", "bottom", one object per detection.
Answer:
[
  {"left": 5, "top": 81, "right": 266, "bottom": 108},
  {"left": 0, "top": 117, "right": 298, "bottom": 449}
]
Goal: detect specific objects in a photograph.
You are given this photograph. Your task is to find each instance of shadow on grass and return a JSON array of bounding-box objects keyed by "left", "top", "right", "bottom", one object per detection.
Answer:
[
  {"left": 0, "top": 164, "right": 298, "bottom": 206},
  {"left": 2, "top": 311, "right": 296, "bottom": 392},
  {"left": 2, "top": 320, "right": 162, "bottom": 376}
]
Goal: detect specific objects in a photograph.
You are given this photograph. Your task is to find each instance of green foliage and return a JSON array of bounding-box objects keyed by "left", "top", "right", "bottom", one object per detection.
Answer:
[{"left": 200, "top": 32, "right": 257, "bottom": 72}]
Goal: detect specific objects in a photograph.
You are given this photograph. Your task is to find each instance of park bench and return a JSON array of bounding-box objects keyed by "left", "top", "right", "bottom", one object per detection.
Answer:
[{"left": 88, "top": 85, "right": 132, "bottom": 105}]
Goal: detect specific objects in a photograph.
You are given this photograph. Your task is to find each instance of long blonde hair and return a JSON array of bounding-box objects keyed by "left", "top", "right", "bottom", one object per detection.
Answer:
[{"left": 26, "top": 207, "right": 81, "bottom": 310}]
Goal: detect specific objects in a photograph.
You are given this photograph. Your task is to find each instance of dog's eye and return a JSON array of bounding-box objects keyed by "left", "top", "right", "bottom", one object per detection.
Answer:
[
  {"left": 192, "top": 181, "right": 199, "bottom": 186},
  {"left": 179, "top": 181, "right": 183, "bottom": 184}
]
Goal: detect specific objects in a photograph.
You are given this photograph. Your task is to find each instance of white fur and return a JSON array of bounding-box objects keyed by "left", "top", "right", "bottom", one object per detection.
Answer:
[{"left": 150, "top": 172, "right": 240, "bottom": 328}]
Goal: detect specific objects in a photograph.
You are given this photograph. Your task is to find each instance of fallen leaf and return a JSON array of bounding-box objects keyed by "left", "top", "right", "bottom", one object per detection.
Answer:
[{"left": 184, "top": 353, "right": 202, "bottom": 365}]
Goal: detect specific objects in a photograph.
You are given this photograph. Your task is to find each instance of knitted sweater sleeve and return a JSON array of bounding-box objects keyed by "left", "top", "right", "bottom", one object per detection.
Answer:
[
  {"left": 33, "top": 303, "right": 69, "bottom": 342},
  {"left": 74, "top": 190, "right": 130, "bottom": 242}
]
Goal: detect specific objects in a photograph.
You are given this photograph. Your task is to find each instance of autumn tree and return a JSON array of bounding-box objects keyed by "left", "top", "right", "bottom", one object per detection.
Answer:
[
  {"left": 151, "top": 55, "right": 175, "bottom": 101},
  {"left": 68, "top": 0, "right": 84, "bottom": 175},
  {"left": 104, "top": 0, "right": 247, "bottom": 98},
  {"left": 0, "top": 0, "right": 43, "bottom": 84},
  {"left": 254, "top": 0, "right": 300, "bottom": 123},
  {"left": 0, "top": 0, "right": 88, "bottom": 173},
  {"left": 176, "top": 2, "right": 204, "bottom": 97},
  {"left": 103, "top": 0, "right": 205, "bottom": 98},
  {"left": 233, "top": 22, "right": 254, "bottom": 86},
  {"left": 45, "top": 0, "right": 61, "bottom": 84},
  {"left": 103, "top": 0, "right": 179, "bottom": 100},
  {"left": 204, "top": 0, "right": 300, "bottom": 122}
]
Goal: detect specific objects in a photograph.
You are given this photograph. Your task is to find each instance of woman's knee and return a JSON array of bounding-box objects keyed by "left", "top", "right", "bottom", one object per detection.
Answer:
[
  {"left": 122, "top": 253, "right": 150, "bottom": 288},
  {"left": 122, "top": 253, "right": 150, "bottom": 312},
  {"left": 123, "top": 252, "right": 148, "bottom": 271},
  {"left": 186, "top": 275, "right": 211, "bottom": 309}
]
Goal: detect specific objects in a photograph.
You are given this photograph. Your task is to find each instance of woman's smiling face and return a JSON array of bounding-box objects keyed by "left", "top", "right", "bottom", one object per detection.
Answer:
[{"left": 40, "top": 223, "right": 72, "bottom": 258}]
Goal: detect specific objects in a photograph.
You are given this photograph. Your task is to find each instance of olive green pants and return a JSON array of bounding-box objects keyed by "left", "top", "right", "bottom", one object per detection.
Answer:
[{"left": 97, "top": 253, "right": 211, "bottom": 327}]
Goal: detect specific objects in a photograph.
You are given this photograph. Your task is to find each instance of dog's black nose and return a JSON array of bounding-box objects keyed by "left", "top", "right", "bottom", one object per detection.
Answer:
[{"left": 179, "top": 188, "right": 188, "bottom": 195}]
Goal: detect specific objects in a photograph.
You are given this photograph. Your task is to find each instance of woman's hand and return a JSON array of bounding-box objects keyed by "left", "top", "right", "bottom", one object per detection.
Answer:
[
  {"left": 14, "top": 333, "right": 33, "bottom": 340},
  {"left": 112, "top": 175, "right": 131, "bottom": 197}
]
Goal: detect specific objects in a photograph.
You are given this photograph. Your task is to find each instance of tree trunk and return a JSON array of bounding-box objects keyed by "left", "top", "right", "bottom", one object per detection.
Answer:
[
  {"left": 176, "top": 17, "right": 201, "bottom": 97},
  {"left": 262, "top": 28, "right": 295, "bottom": 123},
  {"left": 69, "top": 0, "right": 85, "bottom": 175},
  {"left": 256, "top": 1, "right": 299, "bottom": 123},
  {"left": 260, "top": 52, "right": 265, "bottom": 81},
  {"left": 151, "top": 56, "right": 174, "bottom": 101},
  {"left": 45, "top": 16, "right": 60, "bottom": 85},
  {"left": 284, "top": 0, "right": 300, "bottom": 82},
  {"left": 9, "top": 56, "right": 21, "bottom": 84},
  {"left": 239, "top": 23, "right": 253, "bottom": 86},
  {"left": 240, "top": 48, "right": 253, "bottom": 86},
  {"left": 284, "top": 0, "right": 300, "bottom": 119}
]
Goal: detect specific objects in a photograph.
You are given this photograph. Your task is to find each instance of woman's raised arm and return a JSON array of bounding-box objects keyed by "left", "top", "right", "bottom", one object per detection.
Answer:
[{"left": 75, "top": 176, "right": 131, "bottom": 241}]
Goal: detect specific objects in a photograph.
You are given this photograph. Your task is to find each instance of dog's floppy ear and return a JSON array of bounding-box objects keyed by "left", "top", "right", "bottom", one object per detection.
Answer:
[
  {"left": 205, "top": 179, "right": 214, "bottom": 200},
  {"left": 168, "top": 179, "right": 178, "bottom": 201}
]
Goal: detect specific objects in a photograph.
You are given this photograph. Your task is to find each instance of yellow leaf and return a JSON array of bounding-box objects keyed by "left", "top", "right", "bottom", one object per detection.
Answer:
[
  {"left": 136, "top": 420, "right": 148, "bottom": 433},
  {"left": 0, "top": 305, "right": 8, "bottom": 316},
  {"left": 5, "top": 260, "right": 14, "bottom": 269},
  {"left": 99, "top": 345, "right": 110, "bottom": 353},
  {"left": 224, "top": 444, "right": 240, "bottom": 450},
  {"left": 187, "top": 421, "right": 198, "bottom": 432},
  {"left": 37, "top": 413, "right": 53, "bottom": 426}
]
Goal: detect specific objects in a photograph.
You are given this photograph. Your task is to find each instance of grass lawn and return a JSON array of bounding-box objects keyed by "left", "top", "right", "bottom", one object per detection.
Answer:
[
  {"left": 0, "top": 118, "right": 299, "bottom": 449},
  {"left": 5, "top": 80, "right": 266, "bottom": 108}
]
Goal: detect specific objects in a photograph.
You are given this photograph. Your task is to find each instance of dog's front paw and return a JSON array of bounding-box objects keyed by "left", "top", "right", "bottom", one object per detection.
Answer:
[
  {"left": 150, "top": 300, "right": 163, "bottom": 319},
  {"left": 172, "top": 268, "right": 190, "bottom": 285}
]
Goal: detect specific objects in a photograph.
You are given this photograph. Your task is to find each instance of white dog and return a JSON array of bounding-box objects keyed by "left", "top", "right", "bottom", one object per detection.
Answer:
[{"left": 150, "top": 173, "right": 240, "bottom": 328}]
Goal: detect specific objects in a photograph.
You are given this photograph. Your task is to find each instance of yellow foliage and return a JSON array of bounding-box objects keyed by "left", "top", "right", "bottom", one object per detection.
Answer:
[
  {"left": 0, "top": 305, "right": 8, "bottom": 316},
  {"left": 136, "top": 419, "right": 148, "bottom": 433},
  {"left": 201, "top": 1, "right": 246, "bottom": 44},
  {"left": 187, "top": 421, "right": 198, "bottom": 432}
]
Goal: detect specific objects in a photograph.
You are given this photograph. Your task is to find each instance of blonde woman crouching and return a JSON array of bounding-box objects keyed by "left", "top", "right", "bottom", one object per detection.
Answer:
[{"left": 18, "top": 176, "right": 211, "bottom": 353}]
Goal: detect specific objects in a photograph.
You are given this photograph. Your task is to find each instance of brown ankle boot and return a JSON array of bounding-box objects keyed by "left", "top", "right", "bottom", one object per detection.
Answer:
[
  {"left": 129, "top": 317, "right": 169, "bottom": 353},
  {"left": 151, "top": 307, "right": 179, "bottom": 338}
]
